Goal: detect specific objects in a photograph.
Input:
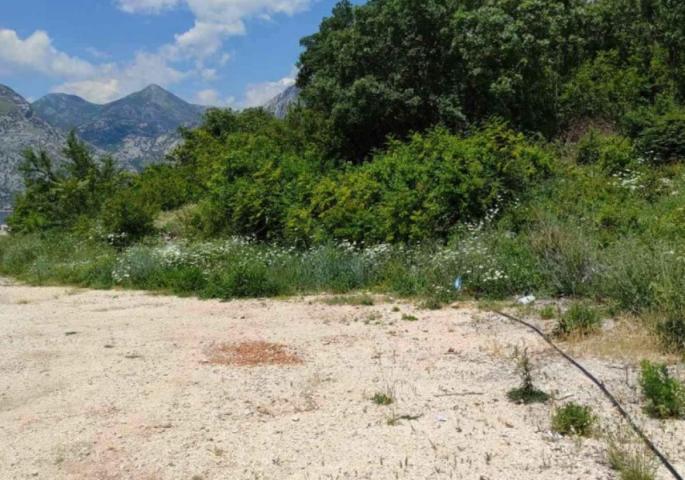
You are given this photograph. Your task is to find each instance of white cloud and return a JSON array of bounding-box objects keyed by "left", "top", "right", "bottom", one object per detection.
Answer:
[
  {"left": 0, "top": 28, "right": 187, "bottom": 103},
  {"left": 54, "top": 79, "right": 121, "bottom": 104},
  {"left": 0, "top": 29, "right": 96, "bottom": 78},
  {"left": 116, "top": 0, "right": 180, "bottom": 14},
  {"left": 1, "top": 1, "right": 313, "bottom": 104},
  {"left": 243, "top": 73, "right": 295, "bottom": 108},
  {"left": 118, "top": 0, "right": 312, "bottom": 61},
  {"left": 194, "top": 88, "right": 235, "bottom": 106},
  {"left": 200, "top": 68, "right": 218, "bottom": 81},
  {"left": 53, "top": 52, "right": 187, "bottom": 103}
]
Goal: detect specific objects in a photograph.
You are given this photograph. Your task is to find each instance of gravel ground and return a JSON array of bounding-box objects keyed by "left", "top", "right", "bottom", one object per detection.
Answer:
[{"left": 1, "top": 280, "right": 683, "bottom": 479}]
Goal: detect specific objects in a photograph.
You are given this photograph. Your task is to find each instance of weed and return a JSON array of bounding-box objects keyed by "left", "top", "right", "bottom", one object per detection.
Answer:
[
  {"left": 539, "top": 305, "right": 556, "bottom": 320},
  {"left": 507, "top": 348, "right": 549, "bottom": 404},
  {"left": 639, "top": 360, "right": 685, "bottom": 419},
  {"left": 658, "top": 318, "right": 685, "bottom": 354},
  {"left": 363, "top": 312, "right": 383, "bottom": 325},
  {"left": 555, "top": 303, "right": 601, "bottom": 337},
  {"left": 401, "top": 314, "right": 418, "bottom": 322},
  {"left": 372, "top": 392, "right": 394, "bottom": 406},
  {"left": 551, "top": 403, "right": 596, "bottom": 437},
  {"left": 607, "top": 436, "right": 657, "bottom": 480}
]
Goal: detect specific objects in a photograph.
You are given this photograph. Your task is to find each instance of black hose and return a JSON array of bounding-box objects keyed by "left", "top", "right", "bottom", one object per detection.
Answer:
[{"left": 493, "top": 310, "right": 683, "bottom": 480}]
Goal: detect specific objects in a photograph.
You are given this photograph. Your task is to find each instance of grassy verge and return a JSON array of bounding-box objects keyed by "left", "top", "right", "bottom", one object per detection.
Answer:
[{"left": 0, "top": 227, "right": 683, "bottom": 356}]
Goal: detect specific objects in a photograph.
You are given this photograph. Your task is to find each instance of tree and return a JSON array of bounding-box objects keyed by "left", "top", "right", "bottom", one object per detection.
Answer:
[
  {"left": 298, "top": 0, "right": 465, "bottom": 161},
  {"left": 9, "top": 134, "right": 126, "bottom": 233},
  {"left": 297, "top": 0, "right": 594, "bottom": 160}
]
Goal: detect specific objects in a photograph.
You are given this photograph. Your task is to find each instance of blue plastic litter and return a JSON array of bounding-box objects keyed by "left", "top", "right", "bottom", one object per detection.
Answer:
[{"left": 454, "top": 276, "right": 463, "bottom": 291}]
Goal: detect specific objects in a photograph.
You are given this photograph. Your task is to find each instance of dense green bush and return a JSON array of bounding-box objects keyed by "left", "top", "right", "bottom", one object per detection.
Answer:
[
  {"left": 638, "top": 111, "right": 685, "bottom": 164},
  {"left": 551, "top": 403, "right": 596, "bottom": 437},
  {"left": 576, "top": 130, "right": 636, "bottom": 173},
  {"left": 303, "top": 123, "right": 552, "bottom": 243},
  {"left": 101, "top": 190, "right": 156, "bottom": 245},
  {"left": 180, "top": 119, "right": 551, "bottom": 244},
  {"left": 561, "top": 52, "right": 648, "bottom": 125}
]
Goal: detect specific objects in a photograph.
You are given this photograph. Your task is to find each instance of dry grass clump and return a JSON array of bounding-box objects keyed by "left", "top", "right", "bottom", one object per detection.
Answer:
[{"left": 567, "top": 316, "right": 677, "bottom": 363}]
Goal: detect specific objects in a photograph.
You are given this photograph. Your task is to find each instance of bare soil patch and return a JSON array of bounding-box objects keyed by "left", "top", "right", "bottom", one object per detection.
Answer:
[
  {"left": 1, "top": 280, "right": 683, "bottom": 479},
  {"left": 206, "top": 341, "right": 303, "bottom": 366}
]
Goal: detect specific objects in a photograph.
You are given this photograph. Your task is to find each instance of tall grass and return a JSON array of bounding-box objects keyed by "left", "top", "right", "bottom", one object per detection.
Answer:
[{"left": 1, "top": 217, "right": 684, "bottom": 353}]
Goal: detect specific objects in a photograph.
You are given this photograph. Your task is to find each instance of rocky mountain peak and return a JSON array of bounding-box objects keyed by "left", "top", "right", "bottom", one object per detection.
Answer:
[
  {"left": 0, "top": 84, "right": 32, "bottom": 118},
  {"left": 264, "top": 85, "right": 300, "bottom": 119}
]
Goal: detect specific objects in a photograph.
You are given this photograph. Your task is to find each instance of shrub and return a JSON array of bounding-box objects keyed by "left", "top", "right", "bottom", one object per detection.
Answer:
[
  {"left": 638, "top": 111, "right": 685, "bottom": 164},
  {"left": 561, "top": 52, "right": 647, "bottom": 125},
  {"left": 639, "top": 361, "right": 685, "bottom": 419},
  {"left": 308, "top": 123, "right": 552, "bottom": 243},
  {"left": 576, "top": 130, "right": 636, "bottom": 173},
  {"left": 658, "top": 318, "right": 685, "bottom": 354},
  {"left": 528, "top": 220, "right": 598, "bottom": 297},
  {"left": 551, "top": 403, "right": 596, "bottom": 437},
  {"left": 202, "top": 261, "right": 283, "bottom": 299},
  {"left": 597, "top": 240, "right": 661, "bottom": 314},
  {"left": 555, "top": 303, "right": 602, "bottom": 337},
  {"left": 649, "top": 255, "right": 685, "bottom": 353},
  {"left": 101, "top": 190, "right": 156, "bottom": 245}
]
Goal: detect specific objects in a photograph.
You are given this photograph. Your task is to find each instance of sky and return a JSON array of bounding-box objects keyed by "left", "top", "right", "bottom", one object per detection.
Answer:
[{"left": 0, "top": 0, "right": 360, "bottom": 107}]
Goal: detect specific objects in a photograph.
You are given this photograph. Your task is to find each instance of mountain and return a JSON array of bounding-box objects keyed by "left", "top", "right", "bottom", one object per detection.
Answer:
[
  {"left": 264, "top": 85, "right": 300, "bottom": 119},
  {"left": 0, "top": 85, "right": 67, "bottom": 209},
  {"left": 33, "top": 85, "right": 206, "bottom": 169},
  {"left": 31, "top": 93, "right": 100, "bottom": 131}
]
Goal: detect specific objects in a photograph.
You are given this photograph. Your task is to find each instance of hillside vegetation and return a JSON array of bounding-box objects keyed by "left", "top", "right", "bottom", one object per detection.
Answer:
[{"left": 3, "top": 0, "right": 685, "bottom": 354}]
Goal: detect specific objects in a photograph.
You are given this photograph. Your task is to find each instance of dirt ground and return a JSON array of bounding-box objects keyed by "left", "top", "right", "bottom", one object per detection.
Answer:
[{"left": 1, "top": 278, "right": 683, "bottom": 479}]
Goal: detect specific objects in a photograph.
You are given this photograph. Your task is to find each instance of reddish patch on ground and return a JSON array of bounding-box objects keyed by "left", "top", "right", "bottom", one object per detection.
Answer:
[{"left": 207, "top": 341, "right": 303, "bottom": 367}]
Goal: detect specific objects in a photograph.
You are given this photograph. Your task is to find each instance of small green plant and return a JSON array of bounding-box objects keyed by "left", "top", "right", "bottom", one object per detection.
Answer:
[
  {"left": 555, "top": 303, "right": 601, "bottom": 337},
  {"left": 607, "top": 437, "right": 657, "bottom": 480},
  {"left": 551, "top": 403, "right": 596, "bottom": 437},
  {"left": 539, "top": 305, "right": 556, "bottom": 320},
  {"left": 401, "top": 314, "right": 418, "bottom": 322},
  {"left": 639, "top": 360, "right": 685, "bottom": 419},
  {"left": 507, "top": 348, "right": 550, "bottom": 404},
  {"left": 372, "top": 392, "right": 394, "bottom": 406}
]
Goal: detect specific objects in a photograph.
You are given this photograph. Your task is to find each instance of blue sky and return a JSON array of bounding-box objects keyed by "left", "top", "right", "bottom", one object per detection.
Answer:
[{"left": 0, "top": 0, "right": 361, "bottom": 106}]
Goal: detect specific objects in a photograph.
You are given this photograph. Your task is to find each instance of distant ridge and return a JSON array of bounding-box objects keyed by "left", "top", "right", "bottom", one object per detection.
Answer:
[
  {"left": 1, "top": 81, "right": 303, "bottom": 207},
  {"left": 32, "top": 84, "right": 206, "bottom": 170}
]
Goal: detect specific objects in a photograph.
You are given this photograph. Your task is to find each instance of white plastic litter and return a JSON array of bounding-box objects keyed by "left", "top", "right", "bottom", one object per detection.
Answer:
[{"left": 517, "top": 295, "right": 536, "bottom": 305}]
